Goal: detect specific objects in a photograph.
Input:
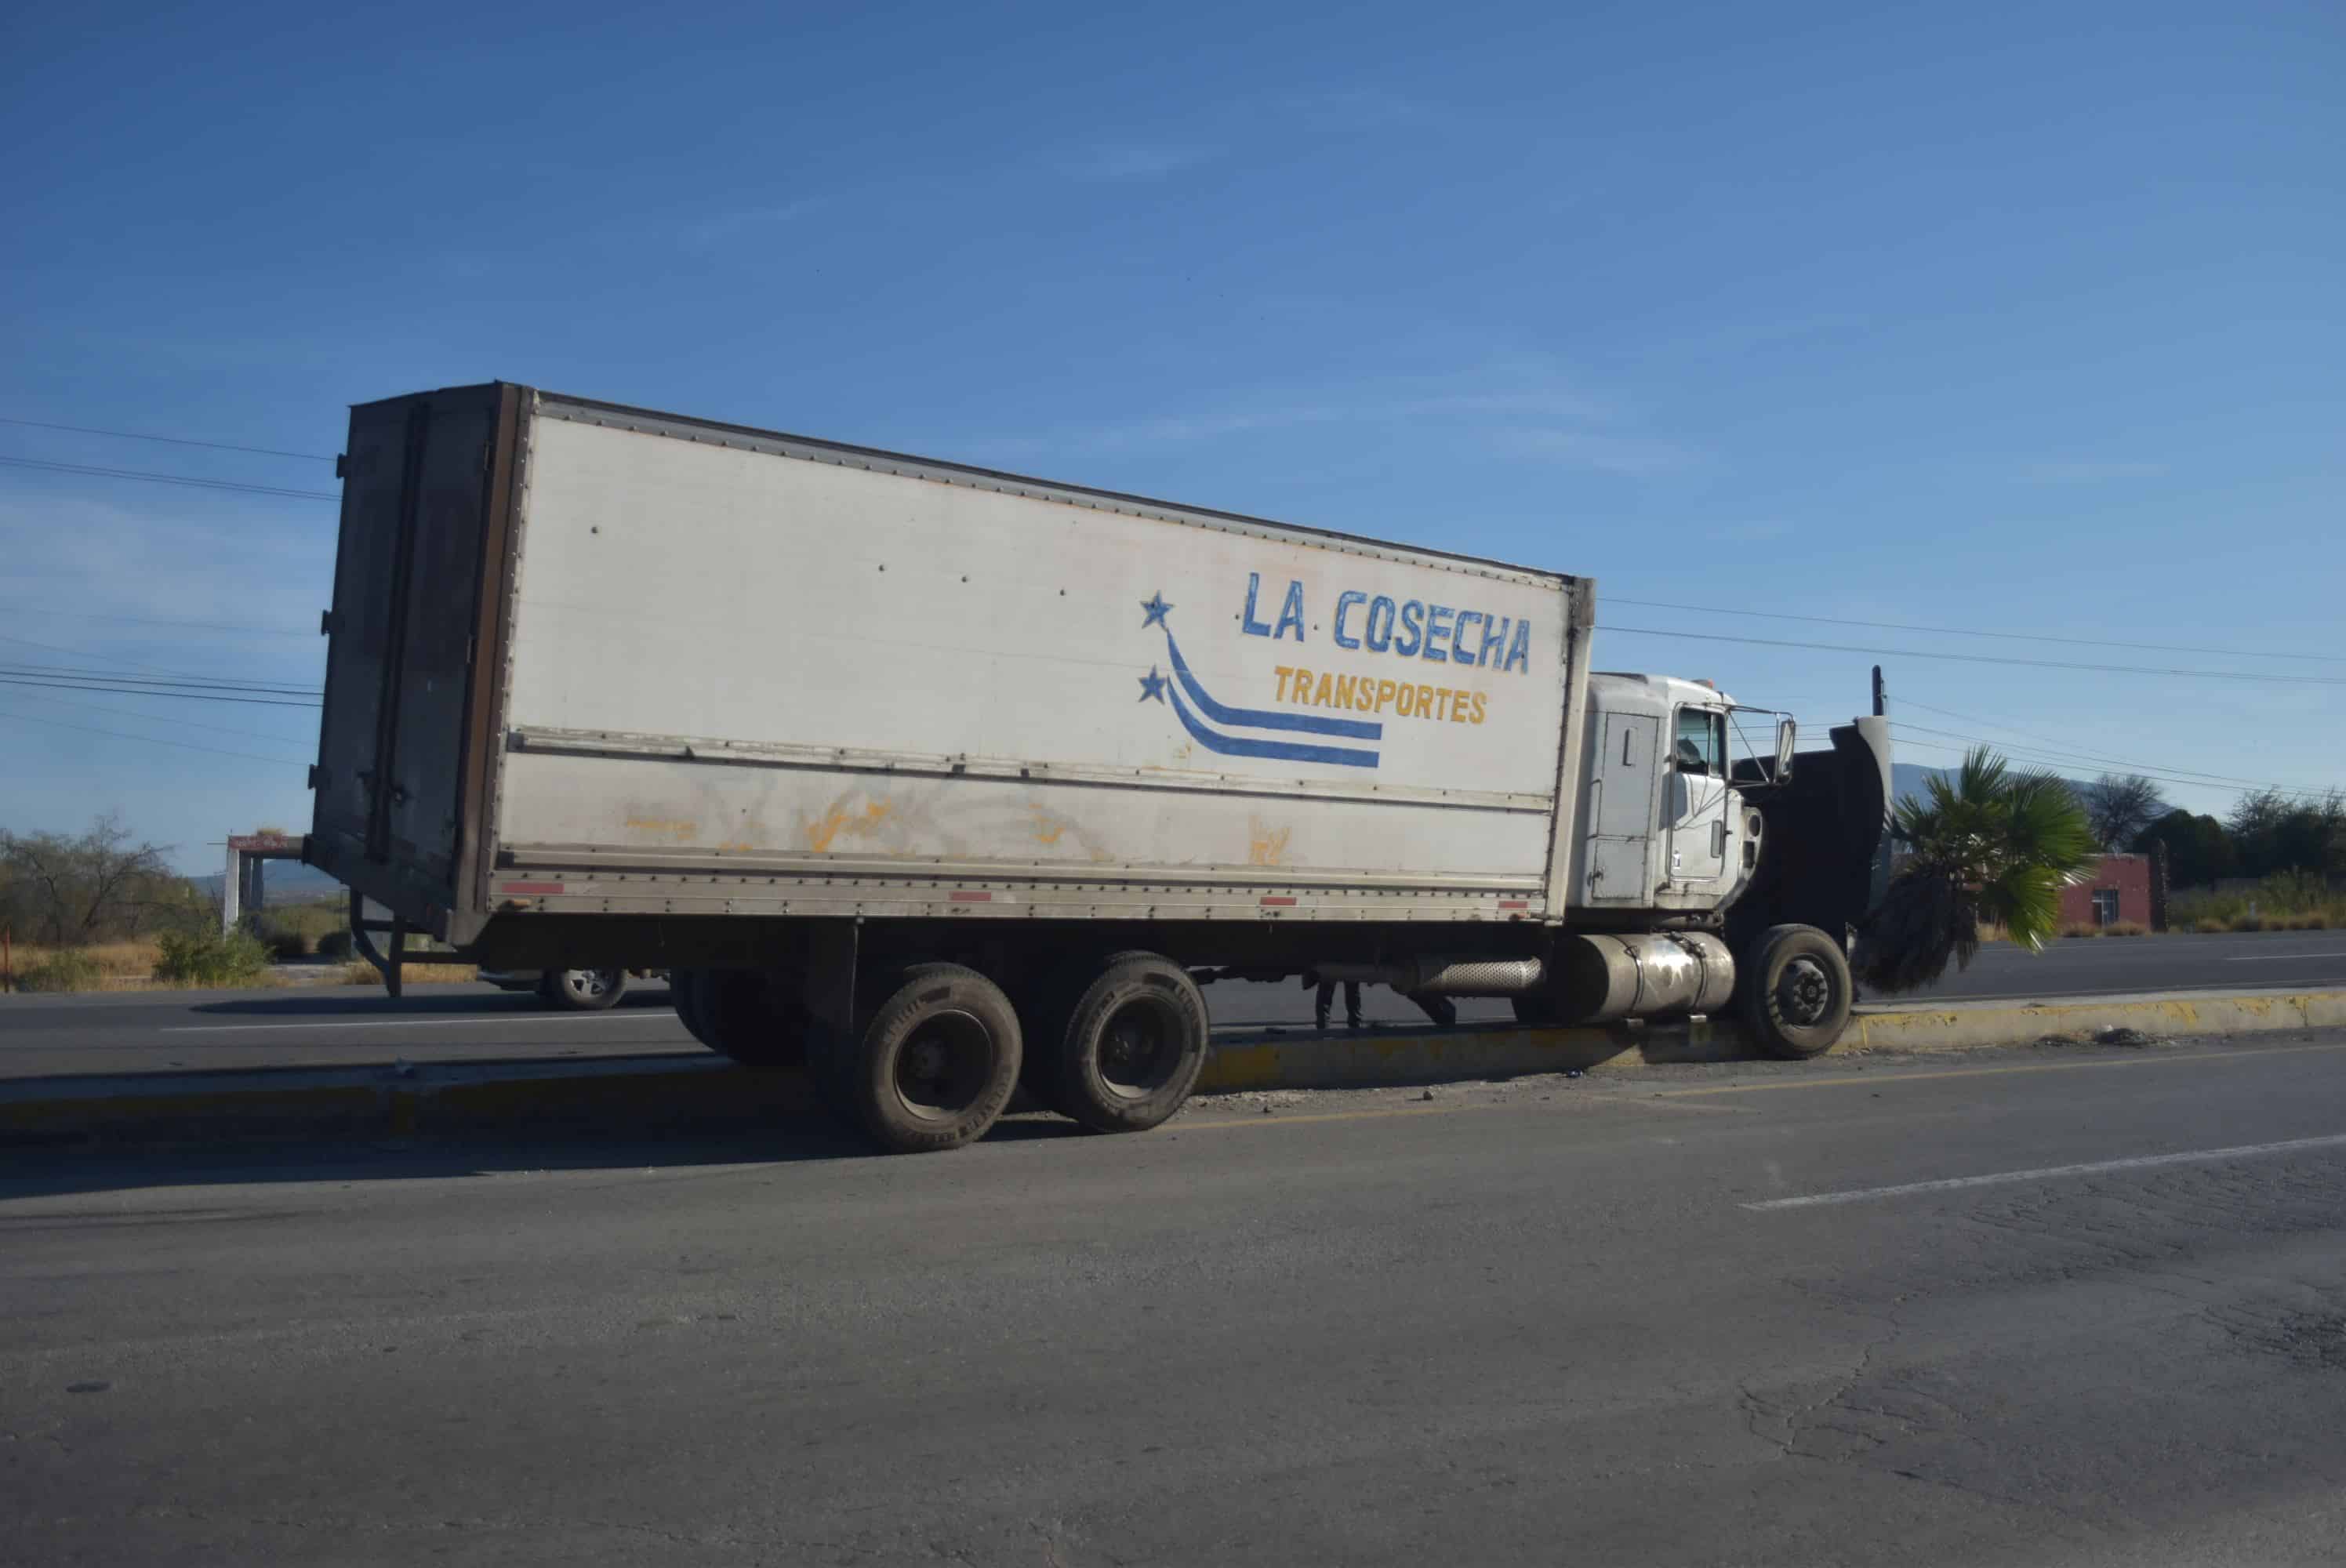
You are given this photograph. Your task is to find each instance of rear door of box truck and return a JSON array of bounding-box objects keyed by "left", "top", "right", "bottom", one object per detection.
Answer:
[{"left": 307, "top": 384, "right": 517, "bottom": 939}]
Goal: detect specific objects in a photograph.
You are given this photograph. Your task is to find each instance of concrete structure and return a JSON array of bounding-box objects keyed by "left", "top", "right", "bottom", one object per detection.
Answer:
[
  {"left": 220, "top": 831, "right": 304, "bottom": 934},
  {"left": 2061, "top": 851, "right": 2154, "bottom": 929}
]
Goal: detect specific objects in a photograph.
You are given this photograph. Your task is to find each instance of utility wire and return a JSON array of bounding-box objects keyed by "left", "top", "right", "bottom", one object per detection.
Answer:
[
  {"left": 0, "top": 706, "right": 310, "bottom": 766},
  {"left": 1891, "top": 699, "right": 2309, "bottom": 793},
  {"left": 0, "top": 456, "right": 339, "bottom": 501},
  {"left": 1598, "top": 625, "right": 2346, "bottom": 687},
  {"left": 0, "top": 685, "right": 318, "bottom": 745},
  {"left": 0, "top": 603, "right": 313, "bottom": 638},
  {"left": 0, "top": 631, "right": 216, "bottom": 679},
  {"left": 1886, "top": 724, "right": 2294, "bottom": 800},
  {"left": 0, "top": 677, "right": 321, "bottom": 709},
  {"left": 0, "top": 415, "right": 335, "bottom": 463},
  {"left": 0, "top": 662, "right": 319, "bottom": 696},
  {"left": 1607, "top": 596, "right": 2346, "bottom": 666}
]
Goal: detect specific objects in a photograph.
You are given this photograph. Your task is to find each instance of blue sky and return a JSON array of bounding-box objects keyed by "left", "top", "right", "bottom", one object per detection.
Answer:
[{"left": 3, "top": 0, "right": 2339, "bottom": 871}]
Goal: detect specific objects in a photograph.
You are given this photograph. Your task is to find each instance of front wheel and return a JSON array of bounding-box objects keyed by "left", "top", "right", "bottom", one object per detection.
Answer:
[
  {"left": 1740, "top": 925, "right": 1853, "bottom": 1059},
  {"left": 541, "top": 967, "right": 626, "bottom": 1012}
]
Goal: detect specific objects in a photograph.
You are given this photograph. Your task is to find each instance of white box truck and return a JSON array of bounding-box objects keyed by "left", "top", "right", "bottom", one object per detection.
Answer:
[{"left": 307, "top": 384, "right": 1891, "bottom": 1152}]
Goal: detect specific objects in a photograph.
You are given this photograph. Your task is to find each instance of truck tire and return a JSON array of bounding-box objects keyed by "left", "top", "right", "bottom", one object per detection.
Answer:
[
  {"left": 837, "top": 964, "right": 1022, "bottom": 1154},
  {"left": 1042, "top": 953, "right": 1210, "bottom": 1134},
  {"left": 1741, "top": 924, "right": 1853, "bottom": 1060},
  {"left": 540, "top": 967, "right": 626, "bottom": 1011},
  {"left": 701, "top": 971, "right": 808, "bottom": 1069},
  {"left": 669, "top": 968, "right": 707, "bottom": 1043}
]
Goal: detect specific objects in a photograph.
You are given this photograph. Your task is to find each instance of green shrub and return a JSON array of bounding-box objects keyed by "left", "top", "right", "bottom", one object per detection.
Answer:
[
  {"left": 315, "top": 927, "right": 354, "bottom": 959},
  {"left": 13, "top": 949, "right": 105, "bottom": 993},
  {"left": 153, "top": 930, "right": 272, "bottom": 987},
  {"left": 263, "top": 930, "right": 310, "bottom": 960}
]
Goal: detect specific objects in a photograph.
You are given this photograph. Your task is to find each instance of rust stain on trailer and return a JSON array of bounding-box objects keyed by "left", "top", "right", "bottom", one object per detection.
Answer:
[
  {"left": 623, "top": 815, "right": 699, "bottom": 844},
  {"left": 1247, "top": 818, "right": 1291, "bottom": 867},
  {"left": 804, "top": 797, "right": 893, "bottom": 853}
]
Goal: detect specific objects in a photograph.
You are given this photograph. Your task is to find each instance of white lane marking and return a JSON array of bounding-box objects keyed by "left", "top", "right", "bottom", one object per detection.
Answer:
[
  {"left": 2224, "top": 953, "right": 2344, "bottom": 962},
  {"left": 1745, "top": 1132, "right": 2346, "bottom": 1210},
  {"left": 162, "top": 1014, "right": 661, "bottom": 1034}
]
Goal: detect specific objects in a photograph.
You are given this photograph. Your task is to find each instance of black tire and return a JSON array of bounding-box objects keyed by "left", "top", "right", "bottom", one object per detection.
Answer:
[
  {"left": 540, "top": 967, "right": 625, "bottom": 1012},
  {"left": 1043, "top": 953, "right": 1210, "bottom": 1134},
  {"left": 701, "top": 970, "right": 808, "bottom": 1069},
  {"left": 837, "top": 964, "right": 1022, "bottom": 1154},
  {"left": 1740, "top": 924, "right": 1853, "bottom": 1060},
  {"left": 670, "top": 968, "right": 717, "bottom": 1047},
  {"left": 1511, "top": 993, "right": 1560, "bottom": 1025}
]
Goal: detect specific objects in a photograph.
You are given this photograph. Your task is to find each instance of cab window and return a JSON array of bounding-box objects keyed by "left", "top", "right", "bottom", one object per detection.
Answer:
[{"left": 1674, "top": 708, "right": 1723, "bottom": 776}]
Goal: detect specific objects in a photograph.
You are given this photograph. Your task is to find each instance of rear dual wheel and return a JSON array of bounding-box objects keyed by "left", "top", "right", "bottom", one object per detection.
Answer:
[
  {"left": 671, "top": 969, "right": 806, "bottom": 1068},
  {"left": 822, "top": 964, "right": 1023, "bottom": 1155},
  {"left": 1033, "top": 953, "right": 1210, "bottom": 1135}
]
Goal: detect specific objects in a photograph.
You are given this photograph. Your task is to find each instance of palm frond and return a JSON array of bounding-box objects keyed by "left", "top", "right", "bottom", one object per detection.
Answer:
[{"left": 1857, "top": 746, "right": 2101, "bottom": 991}]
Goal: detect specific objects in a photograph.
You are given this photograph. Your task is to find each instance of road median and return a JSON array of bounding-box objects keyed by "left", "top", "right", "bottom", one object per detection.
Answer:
[{"left": 5, "top": 988, "right": 2343, "bottom": 1147}]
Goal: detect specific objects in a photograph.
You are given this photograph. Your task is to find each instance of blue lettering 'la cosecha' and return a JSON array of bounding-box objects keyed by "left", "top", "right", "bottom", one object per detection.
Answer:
[{"left": 1239, "top": 573, "right": 1532, "bottom": 673}]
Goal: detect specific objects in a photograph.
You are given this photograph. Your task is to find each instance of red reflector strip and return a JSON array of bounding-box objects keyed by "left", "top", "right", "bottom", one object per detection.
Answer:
[
  {"left": 1259, "top": 896, "right": 1298, "bottom": 907},
  {"left": 948, "top": 891, "right": 993, "bottom": 903},
  {"left": 1498, "top": 899, "right": 1528, "bottom": 909},
  {"left": 498, "top": 880, "right": 565, "bottom": 896}
]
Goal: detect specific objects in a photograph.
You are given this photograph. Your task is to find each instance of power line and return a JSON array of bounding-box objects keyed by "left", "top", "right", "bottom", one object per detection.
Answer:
[
  {"left": 1598, "top": 625, "right": 2346, "bottom": 687},
  {"left": 0, "top": 706, "right": 310, "bottom": 766},
  {"left": 0, "top": 631, "right": 206, "bottom": 679},
  {"left": 0, "top": 603, "right": 313, "bottom": 638},
  {"left": 0, "top": 415, "right": 335, "bottom": 464},
  {"left": 1890, "top": 699, "right": 2308, "bottom": 793},
  {"left": 0, "top": 677, "right": 321, "bottom": 709},
  {"left": 1887, "top": 724, "right": 2293, "bottom": 800},
  {"left": 0, "top": 685, "right": 318, "bottom": 745},
  {"left": 0, "top": 662, "right": 320, "bottom": 696},
  {"left": 0, "top": 456, "right": 339, "bottom": 501},
  {"left": 1607, "top": 596, "right": 2346, "bottom": 666}
]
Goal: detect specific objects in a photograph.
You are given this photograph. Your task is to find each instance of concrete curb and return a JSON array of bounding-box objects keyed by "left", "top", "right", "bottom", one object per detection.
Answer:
[{"left": 5, "top": 989, "right": 2342, "bottom": 1147}]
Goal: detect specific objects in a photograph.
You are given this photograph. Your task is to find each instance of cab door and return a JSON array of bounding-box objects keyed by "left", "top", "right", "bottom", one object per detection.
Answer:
[
  {"left": 1668, "top": 705, "right": 1730, "bottom": 886},
  {"left": 1583, "top": 710, "right": 1660, "bottom": 903}
]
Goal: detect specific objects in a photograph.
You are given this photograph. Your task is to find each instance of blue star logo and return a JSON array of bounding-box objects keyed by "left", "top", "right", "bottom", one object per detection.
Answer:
[
  {"left": 1140, "top": 591, "right": 1173, "bottom": 629},
  {"left": 1137, "top": 666, "right": 1168, "bottom": 703}
]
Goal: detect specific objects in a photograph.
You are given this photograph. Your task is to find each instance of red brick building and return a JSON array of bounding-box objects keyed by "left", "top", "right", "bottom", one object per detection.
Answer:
[{"left": 2060, "top": 853, "right": 2155, "bottom": 929}]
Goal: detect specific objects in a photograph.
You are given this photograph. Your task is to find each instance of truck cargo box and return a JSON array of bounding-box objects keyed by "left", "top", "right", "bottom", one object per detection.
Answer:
[{"left": 307, "top": 384, "right": 1595, "bottom": 946}]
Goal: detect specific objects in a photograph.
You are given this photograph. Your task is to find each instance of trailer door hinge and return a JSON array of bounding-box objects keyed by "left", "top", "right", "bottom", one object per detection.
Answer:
[
  {"left": 334, "top": 453, "right": 348, "bottom": 479},
  {"left": 321, "top": 610, "right": 343, "bottom": 636}
]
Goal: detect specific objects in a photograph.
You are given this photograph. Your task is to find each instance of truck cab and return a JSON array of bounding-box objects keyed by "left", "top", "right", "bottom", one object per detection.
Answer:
[{"left": 1573, "top": 672, "right": 1763, "bottom": 917}]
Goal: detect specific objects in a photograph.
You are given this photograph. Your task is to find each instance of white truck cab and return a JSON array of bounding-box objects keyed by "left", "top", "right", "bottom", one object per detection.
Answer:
[{"left": 1574, "top": 672, "right": 1768, "bottom": 915}]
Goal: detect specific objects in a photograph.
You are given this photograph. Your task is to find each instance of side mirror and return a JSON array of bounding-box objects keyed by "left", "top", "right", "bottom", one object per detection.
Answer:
[{"left": 1774, "top": 717, "right": 1797, "bottom": 781}]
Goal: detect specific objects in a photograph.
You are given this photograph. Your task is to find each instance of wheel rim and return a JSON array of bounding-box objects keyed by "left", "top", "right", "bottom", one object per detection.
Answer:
[
  {"left": 563, "top": 969, "right": 616, "bottom": 1003},
  {"left": 892, "top": 1009, "right": 994, "bottom": 1122},
  {"left": 1775, "top": 956, "right": 1834, "bottom": 1026},
  {"left": 1094, "top": 996, "right": 1182, "bottom": 1100}
]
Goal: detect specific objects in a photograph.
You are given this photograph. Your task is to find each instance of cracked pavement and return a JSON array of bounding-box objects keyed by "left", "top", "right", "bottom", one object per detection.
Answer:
[{"left": 7, "top": 1030, "right": 2346, "bottom": 1565}]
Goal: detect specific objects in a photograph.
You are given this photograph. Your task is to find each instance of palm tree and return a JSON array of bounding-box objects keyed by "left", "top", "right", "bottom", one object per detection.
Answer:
[{"left": 1854, "top": 747, "right": 2102, "bottom": 994}]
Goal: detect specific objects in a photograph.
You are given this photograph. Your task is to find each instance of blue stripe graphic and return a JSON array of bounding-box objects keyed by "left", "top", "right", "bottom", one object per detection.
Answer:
[
  {"left": 1164, "top": 632, "right": 1384, "bottom": 740},
  {"left": 1168, "top": 684, "right": 1380, "bottom": 768}
]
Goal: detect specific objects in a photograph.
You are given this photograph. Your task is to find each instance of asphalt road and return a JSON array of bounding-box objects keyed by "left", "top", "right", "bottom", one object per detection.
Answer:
[
  {"left": 2, "top": 929, "right": 2344, "bottom": 1081},
  {"left": 8, "top": 1032, "right": 2346, "bottom": 1565}
]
